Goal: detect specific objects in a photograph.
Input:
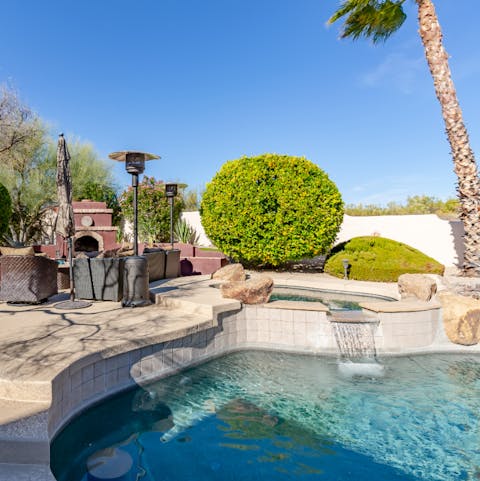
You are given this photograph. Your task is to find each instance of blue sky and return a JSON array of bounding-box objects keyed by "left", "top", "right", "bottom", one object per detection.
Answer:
[{"left": 1, "top": 0, "right": 479, "bottom": 205}]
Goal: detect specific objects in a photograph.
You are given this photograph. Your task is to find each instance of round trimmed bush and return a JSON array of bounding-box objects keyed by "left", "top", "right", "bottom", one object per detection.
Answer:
[
  {"left": 324, "top": 236, "right": 445, "bottom": 282},
  {"left": 201, "top": 154, "right": 344, "bottom": 267},
  {"left": 0, "top": 183, "right": 12, "bottom": 238}
]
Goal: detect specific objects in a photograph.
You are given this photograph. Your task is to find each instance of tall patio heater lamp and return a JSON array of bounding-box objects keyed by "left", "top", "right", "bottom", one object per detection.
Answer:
[
  {"left": 165, "top": 183, "right": 178, "bottom": 250},
  {"left": 109, "top": 151, "right": 160, "bottom": 255}
]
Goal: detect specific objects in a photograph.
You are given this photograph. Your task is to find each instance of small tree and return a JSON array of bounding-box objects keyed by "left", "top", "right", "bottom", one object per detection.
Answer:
[
  {"left": 181, "top": 187, "right": 203, "bottom": 211},
  {"left": 79, "top": 181, "right": 121, "bottom": 225},
  {"left": 0, "top": 86, "right": 44, "bottom": 163},
  {"left": 0, "top": 131, "right": 118, "bottom": 244},
  {"left": 0, "top": 183, "right": 12, "bottom": 239},
  {"left": 119, "top": 176, "right": 184, "bottom": 244},
  {"left": 201, "top": 154, "right": 344, "bottom": 267}
]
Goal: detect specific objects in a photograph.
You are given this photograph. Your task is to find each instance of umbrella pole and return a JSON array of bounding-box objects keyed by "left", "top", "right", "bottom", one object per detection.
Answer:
[{"left": 68, "top": 236, "right": 75, "bottom": 301}]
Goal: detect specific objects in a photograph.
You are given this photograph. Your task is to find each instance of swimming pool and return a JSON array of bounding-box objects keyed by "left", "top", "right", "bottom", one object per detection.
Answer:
[
  {"left": 51, "top": 350, "right": 480, "bottom": 481},
  {"left": 270, "top": 286, "right": 395, "bottom": 310}
]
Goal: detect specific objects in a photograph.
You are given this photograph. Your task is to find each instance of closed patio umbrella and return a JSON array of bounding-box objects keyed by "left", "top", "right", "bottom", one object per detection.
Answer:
[
  {"left": 55, "top": 133, "right": 75, "bottom": 240},
  {"left": 55, "top": 133, "right": 90, "bottom": 309}
]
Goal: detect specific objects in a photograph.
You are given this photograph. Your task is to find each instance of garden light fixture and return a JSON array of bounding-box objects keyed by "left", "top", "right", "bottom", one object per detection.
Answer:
[
  {"left": 342, "top": 259, "right": 349, "bottom": 280},
  {"left": 165, "top": 183, "right": 178, "bottom": 250}
]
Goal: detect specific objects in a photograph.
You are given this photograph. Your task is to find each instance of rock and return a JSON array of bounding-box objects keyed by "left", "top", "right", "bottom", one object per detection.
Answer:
[
  {"left": 96, "top": 248, "right": 120, "bottom": 259},
  {"left": 398, "top": 273, "right": 437, "bottom": 301},
  {"left": 425, "top": 274, "right": 449, "bottom": 293},
  {"left": 437, "top": 291, "right": 480, "bottom": 345},
  {"left": 117, "top": 249, "right": 134, "bottom": 257},
  {"left": 212, "top": 263, "right": 246, "bottom": 282},
  {"left": 221, "top": 275, "right": 274, "bottom": 304}
]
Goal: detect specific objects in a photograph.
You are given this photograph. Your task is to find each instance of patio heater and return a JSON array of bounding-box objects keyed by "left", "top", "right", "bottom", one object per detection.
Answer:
[
  {"left": 109, "top": 151, "right": 160, "bottom": 256},
  {"left": 165, "top": 183, "right": 178, "bottom": 250}
]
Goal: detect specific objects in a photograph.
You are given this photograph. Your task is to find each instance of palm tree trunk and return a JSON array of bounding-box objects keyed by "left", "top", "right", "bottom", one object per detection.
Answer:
[{"left": 417, "top": 0, "right": 480, "bottom": 276}]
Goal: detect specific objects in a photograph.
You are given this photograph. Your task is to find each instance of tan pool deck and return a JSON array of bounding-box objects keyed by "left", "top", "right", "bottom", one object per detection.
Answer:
[{"left": 0, "top": 271, "right": 478, "bottom": 479}]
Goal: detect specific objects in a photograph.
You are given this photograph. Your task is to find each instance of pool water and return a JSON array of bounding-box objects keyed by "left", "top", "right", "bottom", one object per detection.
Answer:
[
  {"left": 51, "top": 351, "right": 480, "bottom": 481},
  {"left": 270, "top": 286, "right": 395, "bottom": 311}
]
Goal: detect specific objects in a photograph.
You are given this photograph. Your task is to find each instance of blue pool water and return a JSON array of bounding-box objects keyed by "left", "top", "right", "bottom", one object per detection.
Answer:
[
  {"left": 270, "top": 286, "right": 395, "bottom": 310},
  {"left": 51, "top": 351, "right": 480, "bottom": 481}
]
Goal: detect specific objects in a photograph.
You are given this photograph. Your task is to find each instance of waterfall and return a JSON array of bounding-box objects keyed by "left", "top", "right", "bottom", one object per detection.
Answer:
[{"left": 331, "top": 320, "right": 377, "bottom": 362}]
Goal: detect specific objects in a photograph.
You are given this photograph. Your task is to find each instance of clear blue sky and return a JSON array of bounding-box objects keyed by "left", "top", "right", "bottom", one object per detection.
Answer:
[{"left": 1, "top": 0, "right": 479, "bottom": 205}]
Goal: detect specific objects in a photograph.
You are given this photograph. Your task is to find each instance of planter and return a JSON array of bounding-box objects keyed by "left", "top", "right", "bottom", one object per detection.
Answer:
[
  {"left": 73, "top": 257, "right": 124, "bottom": 301},
  {"left": 142, "top": 249, "right": 166, "bottom": 282},
  {"left": 165, "top": 249, "right": 181, "bottom": 278}
]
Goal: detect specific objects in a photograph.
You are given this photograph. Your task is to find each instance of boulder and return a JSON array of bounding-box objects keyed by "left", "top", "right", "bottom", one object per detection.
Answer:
[
  {"left": 221, "top": 275, "right": 274, "bottom": 304},
  {"left": 212, "top": 263, "right": 246, "bottom": 282},
  {"left": 437, "top": 291, "right": 480, "bottom": 345},
  {"left": 398, "top": 273, "right": 437, "bottom": 301}
]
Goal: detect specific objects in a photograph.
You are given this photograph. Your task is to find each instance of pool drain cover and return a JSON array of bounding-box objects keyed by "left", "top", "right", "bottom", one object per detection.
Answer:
[{"left": 86, "top": 447, "right": 133, "bottom": 481}]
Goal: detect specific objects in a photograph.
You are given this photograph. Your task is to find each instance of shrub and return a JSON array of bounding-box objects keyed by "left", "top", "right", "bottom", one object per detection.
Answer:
[
  {"left": 0, "top": 183, "right": 12, "bottom": 238},
  {"left": 201, "top": 154, "right": 344, "bottom": 267},
  {"left": 174, "top": 218, "right": 200, "bottom": 244},
  {"left": 119, "top": 176, "right": 184, "bottom": 244},
  {"left": 324, "top": 236, "right": 444, "bottom": 282},
  {"left": 345, "top": 195, "right": 459, "bottom": 217}
]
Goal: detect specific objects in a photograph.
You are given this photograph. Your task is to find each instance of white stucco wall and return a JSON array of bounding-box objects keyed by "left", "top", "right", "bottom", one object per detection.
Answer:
[
  {"left": 181, "top": 211, "right": 213, "bottom": 247},
  {"left": 182, "top": 212, "right": 465, "bottom": 267},
  {"left": 337, "top": 214, "right": 464, "bottom": 267}
]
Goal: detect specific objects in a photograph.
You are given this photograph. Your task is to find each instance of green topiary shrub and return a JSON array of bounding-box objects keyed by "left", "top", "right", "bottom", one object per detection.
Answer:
[
  {"left": 201, "top": 154, "right": 344, "bottom": 267},
  {"left": 324, "top": 236, "right": 444, "bottom": 282},
  {"left": 0, "top": 183, "right": 12, "bottom": 239}
]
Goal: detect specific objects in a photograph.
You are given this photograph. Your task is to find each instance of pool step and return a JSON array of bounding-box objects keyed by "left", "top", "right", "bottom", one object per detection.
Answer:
[{"left": 149, "top": 280, "right": 241, "bottom": 322}]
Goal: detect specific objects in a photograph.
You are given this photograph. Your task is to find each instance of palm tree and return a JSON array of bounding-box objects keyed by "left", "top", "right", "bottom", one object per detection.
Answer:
[{"left": 328, "top": 0, "right": 480, "bottom": 276}]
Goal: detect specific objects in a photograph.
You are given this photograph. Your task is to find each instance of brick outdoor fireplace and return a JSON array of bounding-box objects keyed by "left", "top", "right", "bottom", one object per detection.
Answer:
[
  {"left": 71, "top": 200, "right": 117, "bottom": 254},
  {"left": 43, "top": 200, "right": 118, "bottom": 259}
]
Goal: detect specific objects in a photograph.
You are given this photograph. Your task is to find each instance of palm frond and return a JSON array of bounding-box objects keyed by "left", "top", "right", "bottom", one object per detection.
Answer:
[
  {"left": 329, "top": 0, "right": 407, "bottom": 43},
  {"left": 328, "top": 0, "right": 371, "bottom": 24}
]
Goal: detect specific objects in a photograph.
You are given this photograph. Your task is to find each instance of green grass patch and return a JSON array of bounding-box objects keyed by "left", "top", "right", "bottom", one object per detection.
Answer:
[{"left": 324, "top": 236, "right": 444, "bottom": 282}]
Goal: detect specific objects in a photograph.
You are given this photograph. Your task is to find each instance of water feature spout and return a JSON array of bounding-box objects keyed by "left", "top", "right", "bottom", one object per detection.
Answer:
[{"left": 330, "top": 312, "right": 379, "bottom": 362}]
